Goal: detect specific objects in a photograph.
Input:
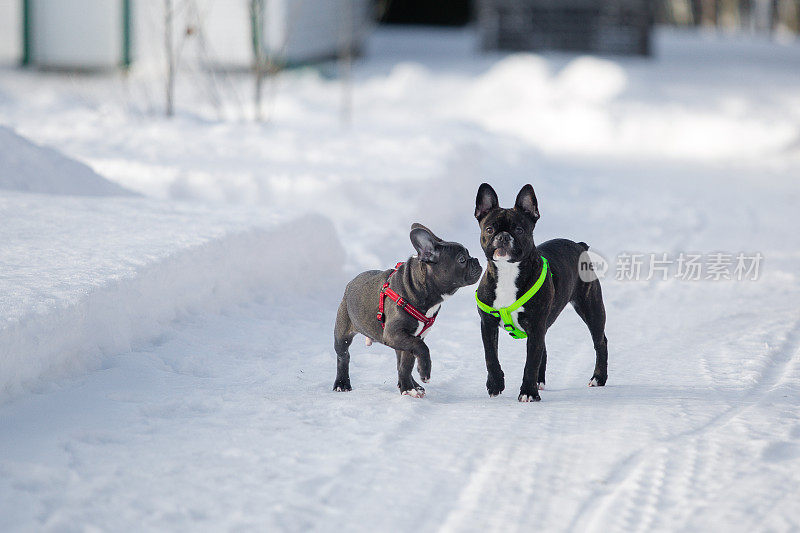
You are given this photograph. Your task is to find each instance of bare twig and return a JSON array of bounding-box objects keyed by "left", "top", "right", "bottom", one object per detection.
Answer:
[
  {"left": 251, "top": 0, "right": 266, "bottom": 122},
  {"left": 340, "top": 0, "right": 355, "bottom": 127},
  {"left": 164, "top": 0, "right": 175, "bottom": 117}
]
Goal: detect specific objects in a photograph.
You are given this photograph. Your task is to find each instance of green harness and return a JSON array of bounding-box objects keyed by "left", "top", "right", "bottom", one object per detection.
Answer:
[{"left": 475, "top": 257, "right": 549, "bottom": 339}]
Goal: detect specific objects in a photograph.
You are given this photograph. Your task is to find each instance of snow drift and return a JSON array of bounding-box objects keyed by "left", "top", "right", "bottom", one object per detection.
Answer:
[
  {"left": 0, "top": 202, "right": 344, "bottom": 403},
  {"left": 0, "top": 124, "right": 135, "bottom": 197}
]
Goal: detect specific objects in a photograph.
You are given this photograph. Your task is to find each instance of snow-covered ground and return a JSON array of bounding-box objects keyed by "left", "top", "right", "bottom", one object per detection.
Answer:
[{"left": 1, "top": 26, "right": 799, "bottom": 531}]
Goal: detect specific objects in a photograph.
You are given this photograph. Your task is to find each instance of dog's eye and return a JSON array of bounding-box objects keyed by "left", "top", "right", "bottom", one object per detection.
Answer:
[
  {"left": 514, "top": 226, "right": 524, "bottom": 234},
  {"left": 458, "top": 255, "right": 466, "bottom": 264},
  {"left": 485, "top": 227, "right": 494, "bottom": 235}
]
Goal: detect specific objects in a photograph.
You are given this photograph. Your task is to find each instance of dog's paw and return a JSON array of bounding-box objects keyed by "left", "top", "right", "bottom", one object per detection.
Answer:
[
  {"left": 588, "top": 375, "right": 607, "bottom": 387},
  {"left": 333, "top": 382, "right": 352, "bottom": 392},
  {"left": 518, "top": 393, "right": 541, "bottom": 403},
  {"left": 417, "top": 365, "right": 431, "bottom": 384},
  {"left": 401, "top": 387, "right": 426, "bottom": 398},
  {"left": 537, "top": 382, "right": 545, "bottom": 390},
  {"left": 486, "top": 372, "right": 505, "bottom": 397}
]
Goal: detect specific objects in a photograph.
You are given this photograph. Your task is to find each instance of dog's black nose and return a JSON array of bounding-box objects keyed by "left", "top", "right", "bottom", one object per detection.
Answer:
[
  {"left": 495, "top": 232, "right": 512, "bottom": 245},
  {"left": 467, "top": 257, "right": 482, "bottom": 283},
  {"left": 469, "top": 257, "right": 481, "bottom": 273}
]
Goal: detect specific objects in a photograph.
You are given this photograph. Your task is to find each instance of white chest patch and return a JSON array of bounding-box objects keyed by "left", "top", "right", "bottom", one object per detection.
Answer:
[
  {"left": 493, "top": 259, "right": 522, "bottom": 329},
  {"left": 414, "top": 293, "right": 449, "bottom": 338}
]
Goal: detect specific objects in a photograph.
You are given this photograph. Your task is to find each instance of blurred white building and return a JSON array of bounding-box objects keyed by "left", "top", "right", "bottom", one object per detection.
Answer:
[{"left": 0, "top": 0, "right": 373, "bottom": 70}]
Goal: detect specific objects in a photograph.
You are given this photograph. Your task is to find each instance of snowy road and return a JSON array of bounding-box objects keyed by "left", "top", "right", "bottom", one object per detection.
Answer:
[
  {"left": 2, "top": 26, "right": 800, "bottom": 531},
  {"left": 2, "top": 258, "right": 799, "bottom": 531},
  {"left": 3, "top": 165, "right": 799, "bottom": 531}
]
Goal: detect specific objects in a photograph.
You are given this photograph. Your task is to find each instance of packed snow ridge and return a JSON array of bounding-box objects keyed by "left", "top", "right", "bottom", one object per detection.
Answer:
[
  {"left": 0, "top": 201, "right": 344, "bottom": 403},
  {"left": 0, "top": 129, "right": 345, "bottom": 403}
]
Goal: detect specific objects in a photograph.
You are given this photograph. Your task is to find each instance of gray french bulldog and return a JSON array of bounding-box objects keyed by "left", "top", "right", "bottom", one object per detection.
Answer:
[{"left": 334, "top": 223, "right": 482, "bottom": 397}]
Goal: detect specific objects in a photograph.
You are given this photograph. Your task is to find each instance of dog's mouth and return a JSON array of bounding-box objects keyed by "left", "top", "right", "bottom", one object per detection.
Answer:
[
  {"left": 493, "top": 248, "right": 511, "bottom": 261},
  {"left": 490, "top": 232, "right": 516, "bottom": 262}
]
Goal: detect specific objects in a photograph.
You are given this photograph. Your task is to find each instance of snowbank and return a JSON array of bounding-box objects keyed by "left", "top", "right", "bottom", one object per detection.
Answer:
[
  {"left": 0, "top": 193, "right": 344, "bottom": 402},
  {"left": 0, "top": 124, "right": 134, "bottom": 196},
  {"left": 458, "top": 48, "right": 799, "bottom": 160}
]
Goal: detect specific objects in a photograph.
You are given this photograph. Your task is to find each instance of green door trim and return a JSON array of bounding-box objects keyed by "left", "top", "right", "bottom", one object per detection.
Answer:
[
  {"left": 121, "top": 0, "right": 132, "bottom": 68},
  {"left": 21, "top": 0, "right": 31, "bottom": 66}
]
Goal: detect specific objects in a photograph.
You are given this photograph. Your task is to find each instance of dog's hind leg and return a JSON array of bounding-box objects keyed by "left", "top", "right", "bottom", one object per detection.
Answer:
[
  {"left": 333, "top": 299, "right": 356, "bottom": 391},
  {"left": 538, "top": 347, "right": 547, "bottom": 390},
  {"left": 571, "top": 280, "right": 609, "bottom": 387}
]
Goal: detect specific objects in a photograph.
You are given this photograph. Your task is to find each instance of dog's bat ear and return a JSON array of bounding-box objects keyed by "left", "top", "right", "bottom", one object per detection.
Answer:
[
  {"left": 515, "top": 184, "right": 540, "bottom": 223},
  {"left": 411, "top": 223, "right": 443, "bottom": 243},
  {"left": 475, "top": 183, "right": 499, "bottom": 222},
  {"left": 410, "top": 226, "right": 440, "bottom": 263}
]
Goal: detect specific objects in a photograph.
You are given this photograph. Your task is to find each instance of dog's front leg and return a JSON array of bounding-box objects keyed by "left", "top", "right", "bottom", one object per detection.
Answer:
[
  {"left": 480, "top": 313, "right": 504, "bottom": 396},
  {"left": 385, "top": 327, "right": 432, "bottom": 385},
  {"left": 396, "top": 350, "right": 425, "bottom": 397},
  {"left": 519, "top": 326, "right": 546, "bottom": 402}
]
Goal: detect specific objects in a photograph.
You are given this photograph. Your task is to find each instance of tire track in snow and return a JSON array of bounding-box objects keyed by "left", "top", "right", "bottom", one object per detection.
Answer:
[
  {"left": 676, "top": 314, "right": 800, "bottom": 439},
  {"left": 437, "top": 443, "right": 520, "bottom": 533},
  {"left": 625, "top": 449, "right": 668, "bottom": 533},
  {"left": 567, "top": 315, "right": 800, "bottom": 531},
  {"left": 435, "top": 398, "right": 575, "bottom": 533},
  {"left": 436, "top": 408, "right": 531, "bottom": 533}
]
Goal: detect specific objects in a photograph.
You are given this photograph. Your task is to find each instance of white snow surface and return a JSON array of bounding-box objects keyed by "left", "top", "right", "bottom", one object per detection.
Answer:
[{"left": 1, "top": 27, "right": 800, "bottom": 531}]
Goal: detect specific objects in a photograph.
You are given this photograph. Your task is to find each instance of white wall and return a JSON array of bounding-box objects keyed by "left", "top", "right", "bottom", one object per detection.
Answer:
[
  {"left": 0, "top": 0, "right": 22, "bottom": 65},
  {"left": 265, "top": 0, "right": 373, "bottom": 63},
  {"left": 202, "top": 0, "right": 253, "bottom": 68},
  {"left": 30, "top": 0, "right": 123, "bottom": 69}
]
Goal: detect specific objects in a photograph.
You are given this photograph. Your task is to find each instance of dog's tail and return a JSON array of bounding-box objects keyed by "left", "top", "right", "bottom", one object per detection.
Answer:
[{"left": 578, "top": 241, "right": 590, "bottom": 251}]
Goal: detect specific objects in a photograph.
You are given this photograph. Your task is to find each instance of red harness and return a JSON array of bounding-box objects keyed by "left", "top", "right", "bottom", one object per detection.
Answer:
[{"left": 377, "top": 262, "right": 438, "bottom": 337}]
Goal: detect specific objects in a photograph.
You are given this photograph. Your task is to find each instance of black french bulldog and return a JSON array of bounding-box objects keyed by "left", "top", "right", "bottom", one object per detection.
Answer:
[
  {"left": 334, "top": 223, "right": 482, "bottom": 397},
  {"left": 475, "top": 183, "right": 609, "bottom": 402}
]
